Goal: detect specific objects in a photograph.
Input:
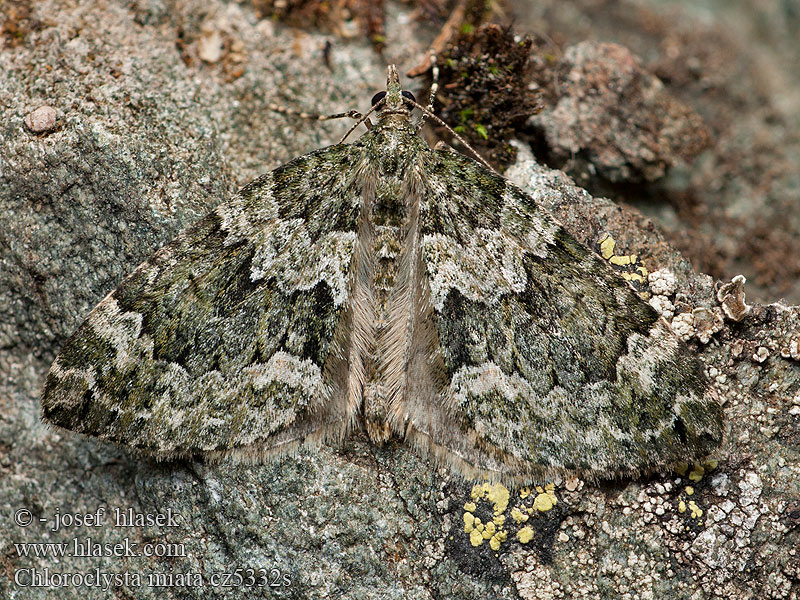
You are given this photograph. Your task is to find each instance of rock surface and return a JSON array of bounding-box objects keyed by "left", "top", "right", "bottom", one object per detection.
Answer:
[
  {"left": 520, "top": 0, "right": 800, "bottom": 304},
  {"left": 530, "top": 41, "right": 711, "bottom": 183}
]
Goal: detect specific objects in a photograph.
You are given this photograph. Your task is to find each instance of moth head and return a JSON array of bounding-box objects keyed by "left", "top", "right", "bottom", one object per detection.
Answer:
[{"left": 371, "top": 64, "right": 416, "bottom": 118}]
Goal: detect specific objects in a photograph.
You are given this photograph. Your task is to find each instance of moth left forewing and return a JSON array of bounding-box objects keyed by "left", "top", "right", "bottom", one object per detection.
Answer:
[
  {"left": 405, "top": 150, "right": 722, "bottom": 483},
  {"left": 42, "top": 144, "right": 366, "bottom": 461}
]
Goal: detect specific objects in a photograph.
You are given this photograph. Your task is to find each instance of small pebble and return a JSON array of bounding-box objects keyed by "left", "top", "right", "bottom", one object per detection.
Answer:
[{"left": 25, "top": 105, "right": 57, "bottom": 133}]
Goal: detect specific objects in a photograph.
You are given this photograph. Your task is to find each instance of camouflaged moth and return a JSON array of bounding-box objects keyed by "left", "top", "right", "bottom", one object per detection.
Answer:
[{"left": 42, "top": 66, "right": 722, "bottom": 483}]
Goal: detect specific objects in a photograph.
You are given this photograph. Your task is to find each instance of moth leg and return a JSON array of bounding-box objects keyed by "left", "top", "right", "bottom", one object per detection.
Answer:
[
  {"left": 416, "top": 53, "right": 439, "bottom": 132},
  {"left": 267, "top": 103, "right": 365, "bottom": 125},
  {"left": 406, "top": 0, "right": 467, "bottom": 77}
]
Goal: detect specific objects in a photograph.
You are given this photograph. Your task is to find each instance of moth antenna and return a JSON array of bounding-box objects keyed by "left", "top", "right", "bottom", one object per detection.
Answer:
[
  {"left": 415, "top": 54, "right": 439, "bottom": 133},
  {"left": 408, "top": 97, "right": 497, "bottom": 174},
  {"left": 339, "top": 97, "right": 385, "bottom": 143}
]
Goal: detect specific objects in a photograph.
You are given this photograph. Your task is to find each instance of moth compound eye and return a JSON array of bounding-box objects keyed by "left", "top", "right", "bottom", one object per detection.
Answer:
[
  {"left": 401, "top": 90, "right": 416, "bottom": 106},
  {"left": 371, "top": 91, "right": 387, "bottom": 108}
]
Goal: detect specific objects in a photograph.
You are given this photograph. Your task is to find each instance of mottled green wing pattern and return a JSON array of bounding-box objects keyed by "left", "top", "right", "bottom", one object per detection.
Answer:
[
  {"left": 42, "top": 144, "right": 364, "bottom": 460},
  {"left": 41, "top": 64, "right": 724, "bottom": 483},
  {"left": 408, "top": 150, "right": 722, "bottom": 482}
]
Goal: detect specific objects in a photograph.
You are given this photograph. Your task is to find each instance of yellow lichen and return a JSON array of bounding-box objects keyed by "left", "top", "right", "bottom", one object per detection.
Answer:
[
  {"left": 623, "top": 270, "right": 647, "bottom": 284},
  {"left": 599, "top": 233, "right": 616, "bottom": 260},
  {"left": 511, "top": 507, "right": 529, "bottom": 523},
  {"left": 610, "top": 254, "right": 636, "bottom": 266},
  {"left": 688, "top": 464, "right": 705, "bottom": 482},
  {"left": 489, "top": 530, "right": 507, "bottom": 550},
  {"left": 470, "top": 529, "right": 484, "bottom": 547},
  {"left": 533, "top": 493, "right": 554, "bottom": 512},
  {"left": 705, "top": 458, "right": 719, "bottom": 470},
  {"left": 674, "top": 462, "right": 689, "bottom": 476},
  {"left": 472, "top": 483, "right": 490, "bottom": 500},
  {"left": 678, "top": 500, "right": 686, "bottom": 513},
  {"left": 688, "top": 501, "right": 703, "bottom": 519},
  {"left": 685, "top": 486, "right": 695, "bottom": 496},
  {"left": 599, "top": 234, "right": 648, "bottom": 283},
  {"left": 520, "top": 487, "right": 531, "bottom": 499},
  {"left": 487, "top": 483, "right": 510, "bottom": 514},
  {"left": 482, "top": 521, "right": 496, "bottom": 540},
  {"left": 465, "top": 482, "right": 514, "bottom": 551},
  {"left": 464, "top": 512, "right": 475, "bottom": 532},
  {"left": 532, "top": 485, "right": 558, "bottom": 512},
  {"left": 517, "top": 526, "right": 534, "bottom": 544}
]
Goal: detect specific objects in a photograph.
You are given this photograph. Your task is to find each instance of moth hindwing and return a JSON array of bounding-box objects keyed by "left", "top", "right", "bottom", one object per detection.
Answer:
[{"left": 42, "top": 65, "right": 722, "bottom": 483}]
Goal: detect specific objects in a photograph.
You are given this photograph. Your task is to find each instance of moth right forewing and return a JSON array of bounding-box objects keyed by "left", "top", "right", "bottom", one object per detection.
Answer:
[{"left": 406, "top": 150, "right": 722, "bottom": 483}]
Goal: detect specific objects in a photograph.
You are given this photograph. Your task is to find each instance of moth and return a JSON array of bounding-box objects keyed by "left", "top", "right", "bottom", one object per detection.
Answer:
[{"left": 42, "top": 65, "right": 722, "bottom": 483}]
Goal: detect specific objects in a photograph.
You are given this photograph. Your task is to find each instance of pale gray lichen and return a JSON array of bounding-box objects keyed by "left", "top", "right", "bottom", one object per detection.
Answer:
[
  {"left": 717, "top": 275, "right": 751, "bottom": 322},
  {"left": 649, "top": 295, "right": 676, "bottom": 320},
  {"left": 648, "top": 268, "right": 678, "bottom": 297},
  {"left": 692, "top": 307, "right": 725, "bottom": 345}
]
